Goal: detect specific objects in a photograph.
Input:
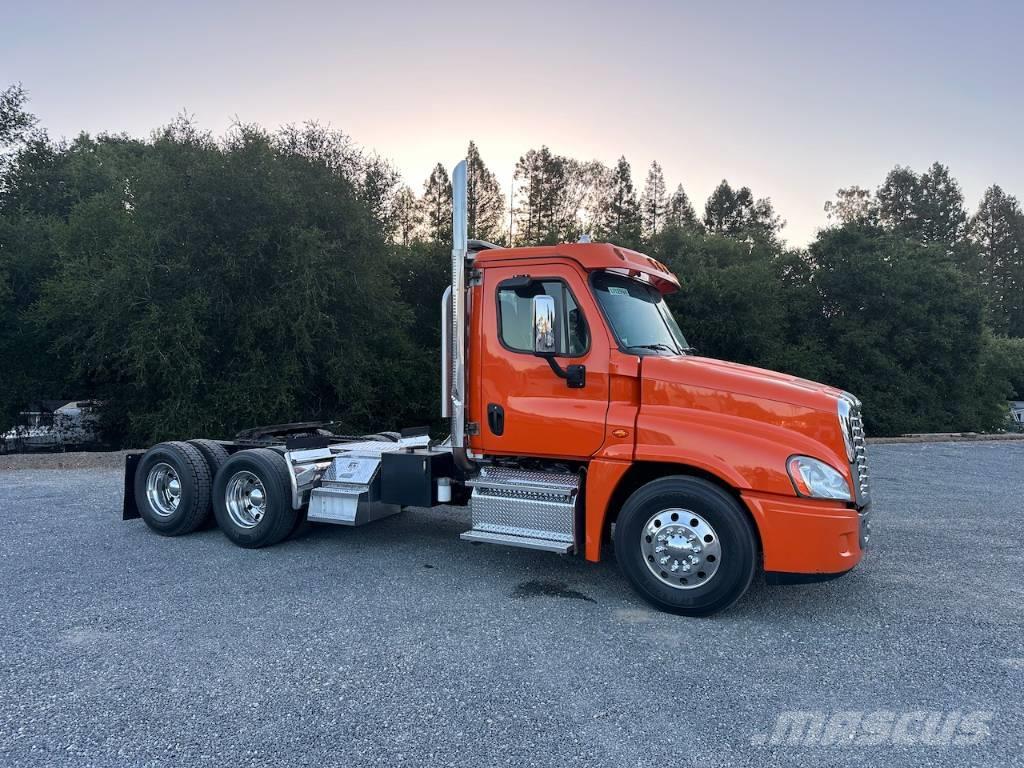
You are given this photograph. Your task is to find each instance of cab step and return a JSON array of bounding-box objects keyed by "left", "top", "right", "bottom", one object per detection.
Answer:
[
  {"left": 460, "top": 466, "right": 580, "bottom": 554},
  {"left": 460, "top": 529, "right": 573, "bottom": 554}
]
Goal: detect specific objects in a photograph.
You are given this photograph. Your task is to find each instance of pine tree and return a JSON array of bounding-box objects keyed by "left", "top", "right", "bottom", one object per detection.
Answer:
[
  {"left": 640, "top": 161, "right": 668, "bottom": 238},
  {"left": 971, "top": 185, "right": 1024, "bottom": 336},
  {"left": 665, "top": 184, "right": 700, "bottom": 231},
  {"left": 465, "top": 141, "right": 505, "bottom": 243},
  {"left": 420, "top": 163, "right": 452, "bottom": 243},
  {"left": 703, "top": 180, "right": 780, "bottom": 239},
  {"left": 513, "top": 147, "right": 591, "bottom": 245},
  {"left": 877, "top": 166, "right": 922, "bottom": 236},
  {"left": 391, "top": 185, "right": 420, "bottom": 246},
  {"left": 917, "top": 162, "right": 968, "bottom": 245},
  {"left": 596, "top": 156, "right": 641, "bottom": 246}
]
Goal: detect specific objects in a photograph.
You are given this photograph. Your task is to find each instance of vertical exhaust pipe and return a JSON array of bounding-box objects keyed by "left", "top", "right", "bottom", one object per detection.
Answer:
[{"left": 449, "top": 160, "right": 475, "bottom": 472}]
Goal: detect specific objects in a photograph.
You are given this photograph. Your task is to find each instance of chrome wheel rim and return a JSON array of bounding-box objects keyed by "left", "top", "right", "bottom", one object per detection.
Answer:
[
  {"left": 146, "top": 462, "right": 181, "bottom": 517},
  {"left": 225, "top": 471, "right": 266, "bottom": 529},
  {"left": 640, "top": 508, "right": 722, "bottom": 589}
]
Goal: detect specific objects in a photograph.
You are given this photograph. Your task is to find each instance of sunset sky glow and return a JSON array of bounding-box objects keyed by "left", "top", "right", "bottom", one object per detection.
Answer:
[{"left": 3, "top": 0, "right": 1022, "bottom": 245}]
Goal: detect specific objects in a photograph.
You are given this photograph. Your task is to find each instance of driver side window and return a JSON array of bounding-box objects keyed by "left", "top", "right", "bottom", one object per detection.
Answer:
[{"left": 498, "top": 279, "right": 589, "bottom": 357}]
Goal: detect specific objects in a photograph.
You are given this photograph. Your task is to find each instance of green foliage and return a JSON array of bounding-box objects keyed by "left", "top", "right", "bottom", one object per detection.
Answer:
[
  {"left": 0, "top": 83, "right": 36, "bottom": 150},
  {"left": 971, "top": 185, "right": 1024, "bottom": 336},
  {"left": 465, "top": 141, "right": 505, "bottom": 243},
  {"left": 595, "top": 156, "right": 642, "bottom": 248},
  {"left": 1, "top": 87, "right": 1021, "bottom": 441},
  {"left": 420, "top": 163, "right": 452, "bottom": 244},
  {"left": 665, "top": 184, "right": 701, "bottom": 232},
  {"left": 640, "top": 162, "right": 668, "bottom": 238},
  {"left": 651, "top": 223, "right": 1013, "bottom": 435},
  {"left": 2, "top": 119, "right": 431, "bottom": 444},
  {"left": 703, "top": 180, "right": 782, "bottom": 241},
  {"left": 802, "top": 226, "right": 1001, "bottom": 435}
]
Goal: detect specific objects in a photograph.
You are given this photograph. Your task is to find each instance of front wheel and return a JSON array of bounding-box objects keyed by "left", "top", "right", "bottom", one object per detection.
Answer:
[
  {"left": 614, "top": 476, "right": 757, "bottom": 617},
  {"left": 213, "top": 448, "right": 298, "bottom": 548}
]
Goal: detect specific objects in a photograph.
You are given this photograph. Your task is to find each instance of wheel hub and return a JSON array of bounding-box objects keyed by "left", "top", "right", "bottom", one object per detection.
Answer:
[
  {"left": 225, "top": 471, "right": 267, "bottom": 529},
  {"left": 146, "top": 462, "right": 182, "bottom": 517},
  {"left": 640, "top": 509, "right": 722, "bottom": 589}
]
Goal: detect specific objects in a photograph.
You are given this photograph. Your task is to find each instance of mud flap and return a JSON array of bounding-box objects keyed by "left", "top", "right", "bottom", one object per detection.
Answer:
[{"left": 122, "top": 452, "right": 144, "bottom": 520}]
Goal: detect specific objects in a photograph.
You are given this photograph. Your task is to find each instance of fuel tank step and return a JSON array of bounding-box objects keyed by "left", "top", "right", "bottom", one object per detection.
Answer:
[{"left": 461, "top": 466, "right": 580, "bottom": 554}]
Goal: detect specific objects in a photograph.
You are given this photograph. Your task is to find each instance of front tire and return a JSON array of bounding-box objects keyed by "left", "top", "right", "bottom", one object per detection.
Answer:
[
  {"left": 134, "top": 441, "right": 212, "bottom": 536},
  {"left": 614, "top": 476, "right": 757, "bottom": 617},
  {"left": 213, "top": 448, "right": 298, "bottom": 548}
]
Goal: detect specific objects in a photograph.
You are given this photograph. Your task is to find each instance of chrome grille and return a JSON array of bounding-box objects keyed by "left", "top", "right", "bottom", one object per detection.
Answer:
[{"left": 848, "top": 399, "right": 870, "bottom": 505}]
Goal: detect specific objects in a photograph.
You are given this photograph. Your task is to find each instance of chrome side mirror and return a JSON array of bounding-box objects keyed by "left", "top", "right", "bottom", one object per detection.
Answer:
[{"left": 532, "top": 294, "right": 558, "bottom": 356}]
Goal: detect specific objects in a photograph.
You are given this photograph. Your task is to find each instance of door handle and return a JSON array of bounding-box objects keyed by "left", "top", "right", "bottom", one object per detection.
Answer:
[{"left": 487, "top": 403, "right": 505, "bottom": 436}]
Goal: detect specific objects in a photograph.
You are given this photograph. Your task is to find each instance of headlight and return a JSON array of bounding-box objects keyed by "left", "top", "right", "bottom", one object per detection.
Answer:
[
  {"left": 837, "top": 396, "right": 856, "bottom": 462},
  {"left": 787, "top": 456, "right": 852, "bottom": 501}
]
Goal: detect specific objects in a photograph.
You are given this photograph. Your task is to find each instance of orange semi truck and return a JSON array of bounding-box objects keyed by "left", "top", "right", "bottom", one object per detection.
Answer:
[{"left": 123, "top": 159, "right": 871, "bottom": 616}]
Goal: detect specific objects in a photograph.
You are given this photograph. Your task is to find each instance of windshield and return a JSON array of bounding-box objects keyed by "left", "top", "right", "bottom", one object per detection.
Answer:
[{"left": 591, "top": 271, "right": 689, "bottom": 355}]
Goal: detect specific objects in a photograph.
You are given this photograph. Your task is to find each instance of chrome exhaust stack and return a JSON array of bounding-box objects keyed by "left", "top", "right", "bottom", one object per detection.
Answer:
[{"left": 448, "top": 160, "right": 475, "bottom": 472}]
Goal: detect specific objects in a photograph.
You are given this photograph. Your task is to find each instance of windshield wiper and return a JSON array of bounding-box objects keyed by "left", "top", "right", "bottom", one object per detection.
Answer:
[{"left": 627, "top": 343, "right": 681, "bottom": 355}]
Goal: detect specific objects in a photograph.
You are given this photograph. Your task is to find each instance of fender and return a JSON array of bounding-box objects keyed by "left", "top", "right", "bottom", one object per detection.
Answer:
[{"left": 584, "top": 391, "right": 853, "bottom": 562}]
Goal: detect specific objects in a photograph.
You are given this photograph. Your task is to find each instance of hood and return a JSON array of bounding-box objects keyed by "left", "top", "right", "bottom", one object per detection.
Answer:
[{"left": 642, "top": 356, "right": 842, "bottom": 413}]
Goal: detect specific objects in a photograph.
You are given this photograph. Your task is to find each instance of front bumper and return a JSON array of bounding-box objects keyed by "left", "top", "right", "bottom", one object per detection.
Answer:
[{"left": 741, "top": 490, "right": 871, "bottom": 578}]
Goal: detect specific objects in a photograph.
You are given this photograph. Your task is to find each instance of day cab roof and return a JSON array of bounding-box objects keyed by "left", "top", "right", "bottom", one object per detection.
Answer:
[{"left": 470, "top": 241, "right": 680, "bottom": 294}]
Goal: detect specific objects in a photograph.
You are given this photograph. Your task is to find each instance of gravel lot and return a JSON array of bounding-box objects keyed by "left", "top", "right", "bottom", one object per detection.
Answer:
[{"left": 1, "top": 442, "right": 1021, "bottom": 767}]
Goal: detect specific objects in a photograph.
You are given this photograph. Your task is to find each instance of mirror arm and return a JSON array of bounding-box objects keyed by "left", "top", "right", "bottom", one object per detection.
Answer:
[
  {"left": 542, "top": 354, "right": 569, "bottom": 379},
  {"left": 537, "top": 353, "right": 585, "bottom": 389}
]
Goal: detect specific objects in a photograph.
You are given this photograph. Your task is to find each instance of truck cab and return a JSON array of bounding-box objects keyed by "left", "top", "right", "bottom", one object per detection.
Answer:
[{"left": 124, "top": 159, "right": 871, "bottom": 617}]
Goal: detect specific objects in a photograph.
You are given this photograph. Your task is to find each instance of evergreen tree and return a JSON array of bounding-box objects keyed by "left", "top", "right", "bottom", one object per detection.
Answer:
[
  {"left": 596, "top": 156, "right": 641, "bottom": 247},
  {"left": 703, "top": 180, "right": 781, "bottom": 240},
  {"left": 877, "top": 165, "right": 922, "bottom": 236},
  {"left": 359, "top": 156, "right": 399, "bottom": 236},
  {"left": 513, "top": 147, "right": 595, "bottom": 245},
  {"left": 917, "top": 162, "right": 968, "bottom": 245},
  {"left": 465, "top": 141, "right": 505, "bottom": 243},
  {"left": 513, "top": 147, "right": 558, "bottom": 245},
  {"left": 391, "top": 185, "right": 420, "bottom": 246},
  {"left": 640, "top": 161, "right": 668, "bottom": 238},
  {"left": 665, "top": 184, "right": 700, "bottom": 231},
  {"left": 971, "top": 185, "right": 1024, "bottom": 336},
  {"left": 420, "top": 163, "right": 452, "bottom": 243}
]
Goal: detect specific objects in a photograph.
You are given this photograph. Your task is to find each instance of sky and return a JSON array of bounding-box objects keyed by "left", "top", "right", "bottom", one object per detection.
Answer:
[{"left": 2, "top": 0, "right": 1022, "bottom": 246}]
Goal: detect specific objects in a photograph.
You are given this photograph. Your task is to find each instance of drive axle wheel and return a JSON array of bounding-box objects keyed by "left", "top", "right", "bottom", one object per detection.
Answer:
[
  {"left": 614, "top": 476, "right": 757, "bottom": 617},
  {"left": 134, "top": 441, "right": 212, "bottom": 536},
  {"left": 186, "top": 439, "right": 231, "bottom": 526},
  {"left": 213, "top": 448, "right": 297, "bottom": 548}
]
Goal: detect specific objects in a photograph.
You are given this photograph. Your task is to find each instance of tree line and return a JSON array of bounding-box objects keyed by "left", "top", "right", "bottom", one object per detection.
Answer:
[{"left": 1, "top": 83, "right": 1022, "bottom": 444}]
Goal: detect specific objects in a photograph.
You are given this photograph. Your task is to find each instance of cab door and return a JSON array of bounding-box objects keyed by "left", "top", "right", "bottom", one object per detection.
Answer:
[{"left": 472, "top": 263, "right": 610, "bottom": 460}]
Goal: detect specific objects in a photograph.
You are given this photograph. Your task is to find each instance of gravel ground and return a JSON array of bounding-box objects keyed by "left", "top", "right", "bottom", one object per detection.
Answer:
[
  {"left": 0, "top": 450, "right": 137, "bottom": 473},
  {"left": 0, "top": 442, "right": 1021, "bottom": 767}
]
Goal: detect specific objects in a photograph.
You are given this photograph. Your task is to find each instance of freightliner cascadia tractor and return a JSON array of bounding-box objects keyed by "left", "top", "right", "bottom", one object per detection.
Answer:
[{"left": 124, "top": 159, "right": 871, "bottom": 616}]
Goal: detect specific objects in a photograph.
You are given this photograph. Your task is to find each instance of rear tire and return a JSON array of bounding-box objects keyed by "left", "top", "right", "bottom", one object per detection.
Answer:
[
  {"left": 134, "top": 441, "right": 212, "bottom": 536},
  {"left": 213, "top": 448, "right": 298, "bottom": 548},
  {"left": 614, "top": 476, "right": 757, "bottom": 617},
  {"left": 187, "top": 439, "right": 231, "bottom": 525}
]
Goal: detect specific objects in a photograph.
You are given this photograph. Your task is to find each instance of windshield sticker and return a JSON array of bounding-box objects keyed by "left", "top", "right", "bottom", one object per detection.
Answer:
[{"left": 607, "top": 286, "right": 629, "bottom": 296}]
